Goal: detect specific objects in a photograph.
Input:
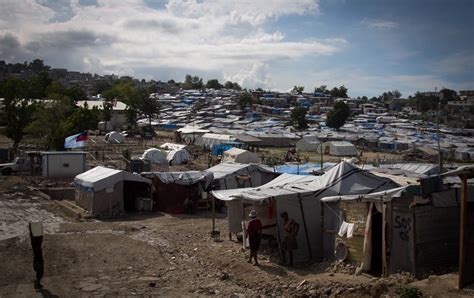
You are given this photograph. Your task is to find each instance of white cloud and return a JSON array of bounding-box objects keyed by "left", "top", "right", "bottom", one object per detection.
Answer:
[
  {"left": 223, "top": 62, "right": 271, "bottom": 89},
  {"left": 361, "top": 18, "right": 399, "bottom": 30},
  {"left": 0, "top": 0, "right": 347, "bottom": 87}
]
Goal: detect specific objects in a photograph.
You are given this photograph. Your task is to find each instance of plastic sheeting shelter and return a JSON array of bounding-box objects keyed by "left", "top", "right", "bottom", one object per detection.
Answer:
[
  {"left": 222, "top": 148, "right": 259, "bottom": 164},
  {"left": 196, "top": 133, "right": 236, "bottom": 148},
  {"left": 208, "top": 162, "right": 278, "bottom": 190},
  {"left": 167, "top": 149, "right": 191, "bottom": 165},
  {"left": 142, "top": 171, "right": 213, "bottom": 213},
  {"left": 104, "top": 131, "right": 125, "bottom": 144},
  {"left": 74, "top": 166, "right": 151, "bottom": 216},
  {"left": 212, "top": 162, "right": 399, "bottom": 262},
  {"left": 319, "top": 141, "right": 358, "bottom": 156}
]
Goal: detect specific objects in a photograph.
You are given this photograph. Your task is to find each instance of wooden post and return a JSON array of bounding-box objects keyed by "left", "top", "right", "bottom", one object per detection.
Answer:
[
  {"left": 459, "top": 174, "right": 468, "bottom": 289},
  {"left": 212, "top": 194, "right": 216, "bottom": 233},
  {"left": 298, "top": 194, "right": 313, "bottom": 260}
]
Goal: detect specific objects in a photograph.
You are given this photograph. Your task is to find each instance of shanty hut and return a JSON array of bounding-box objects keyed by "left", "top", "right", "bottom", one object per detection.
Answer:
[
  {"left": 322, "top": 169, "right": 473, "bottom": 278},
  {"left": 142, "top": 171, "right": 213, "bottom": 213},
  {"left": 212, "top": 162, "right": 399, "bottom": 262},
  {"left": 222, "top": 148, "right": 259, "bottom": 164},
  {"left": 74, "top": 166, "right": 152, "bottom": 217}
]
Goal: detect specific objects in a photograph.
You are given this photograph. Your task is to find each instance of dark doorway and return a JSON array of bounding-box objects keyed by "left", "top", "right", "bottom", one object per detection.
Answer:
[
  {"left": 370, "top": 211, "right": 383, "bottom": 276},
  {"left": 123, "top": 181, "right": 150, "bottom": 212}
]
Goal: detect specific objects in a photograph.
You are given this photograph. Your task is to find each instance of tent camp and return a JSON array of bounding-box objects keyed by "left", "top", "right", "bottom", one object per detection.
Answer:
[
  {"left": 167, "top": 149, "right": 191, "bottom": 165},
  {"left": 207, "top": 162, "right": 278, "bottom": 190},
  {"left": 74, "top": 166, "right": 152, "bottom": 217},
  {"left": 296, "top": 136, "right": 321, "bottom": 152},
  {"left": 211, "top": 162, "right": 399, "bottom": 262},
  {"left": 142, "top": 171, "right": 213, "bottom": 213},
  {"left": 222, "top": 148, "right": 259, "bottom": 164},
  {"left": 319, "top": 141, "right": 358, "bottom": 156},
  {"left": 104, "top": 131, "right": 125, "bottom": 144}
]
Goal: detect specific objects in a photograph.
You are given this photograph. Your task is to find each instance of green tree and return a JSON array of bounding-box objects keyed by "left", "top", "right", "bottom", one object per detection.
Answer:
[
  {"left": 140, "top": 93, "right": 159, "bottom": 134},
  {"left": 314, "top": 85, "right": 329, "bottom": 94},
  {"left": 28, "top": 59, "right": 50, "bottom": 74},
  {"left": 224, "top": 81, "right": 242, "bottom": 90},
  {"left": 292, "top": 85, "right": 304, "bottom": 94},
  {"left": 290, "top": 107, "right": 308, "bottom": 130},
  {"left": 183, "top": 74, "right": 203, "bottom": 89},
  {"left": 26, "top": 95, "right": 75, "bottom": 150},
  {"left": 1, "top": 77, "right": 36, "bottom": 151},
  {"left": 326, "top": 101, "right": 350, "bottom": 130},
  {"left": 238, "top": 92, "right": 255, "bottom": 110},
  {"left": 64, "top": 102, "right": 100, "bottom": 133},
  {"left": 329, "top": 85, "right": 348, "bottom": 98},
  {"left": 102, "top": 89, "right": 116, "bottom": 131},
  {"left": 205, "top": 79, "right": 223, "bottom": 89}
]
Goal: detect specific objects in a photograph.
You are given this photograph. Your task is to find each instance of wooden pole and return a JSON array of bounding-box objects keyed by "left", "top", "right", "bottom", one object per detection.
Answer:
[
  {"left": 212, "top": 194, "right": 216, "bottom": 233},
  {"left": 298, "top": 194, "right": 313, "bottom": 260},
  {"left": 459, "top": 174, "right": 468, "bottom": 289}
]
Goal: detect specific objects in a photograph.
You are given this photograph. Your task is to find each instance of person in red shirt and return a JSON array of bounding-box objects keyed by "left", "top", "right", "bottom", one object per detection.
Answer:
[{"left": 246, "top": 210, "right": 262, "bottom": 266}]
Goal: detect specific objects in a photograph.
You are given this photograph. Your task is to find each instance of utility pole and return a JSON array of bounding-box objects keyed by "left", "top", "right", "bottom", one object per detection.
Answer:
[{"left": 435, "top": 87, "right": 443, "bottom": 173}]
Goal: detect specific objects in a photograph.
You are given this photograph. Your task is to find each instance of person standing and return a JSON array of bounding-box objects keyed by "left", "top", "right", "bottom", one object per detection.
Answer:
[
  {"left": 246, "top": 210, "right": 262, "bottom": 266},
  {"left": 280, "top": 212, "right": 299, "bottom": 267},
  {"left": 29, "top": 222, "right": 44, "bottom": 289}
]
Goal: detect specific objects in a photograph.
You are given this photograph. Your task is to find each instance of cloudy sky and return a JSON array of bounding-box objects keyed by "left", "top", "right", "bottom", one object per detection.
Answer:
[{"left": 0, "top": 0, "right": 473, "bottom": 97}]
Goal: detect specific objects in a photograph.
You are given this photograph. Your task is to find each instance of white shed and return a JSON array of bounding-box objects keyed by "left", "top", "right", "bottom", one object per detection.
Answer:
[
  {"left": 41, "top": 151, "right": 87, "bottom": 178},
  {"left": 223, "top": 148, "right": 259, "bottom": 164}
]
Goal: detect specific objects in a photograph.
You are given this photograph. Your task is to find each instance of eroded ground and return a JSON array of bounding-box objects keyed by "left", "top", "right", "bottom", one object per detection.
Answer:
[{"left": 0, "top": 175, "right": 472, "bottom": 297}]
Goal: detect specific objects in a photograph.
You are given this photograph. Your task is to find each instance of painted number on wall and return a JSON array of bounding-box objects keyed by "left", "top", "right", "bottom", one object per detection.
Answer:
[{"left": 394, "top": 215, "right": 411, "bottom": 242}]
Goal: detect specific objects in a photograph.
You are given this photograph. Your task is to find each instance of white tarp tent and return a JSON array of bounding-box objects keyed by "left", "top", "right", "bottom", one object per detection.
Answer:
[
  {"left": 319, "top": 141, "right": 358, "bottom": 156},
  {"left": 222, "top": 148, "right": 259, "bottom": 164},
  {"left": 211, "top": 162, "right": 399, "bottom": 262},
  {"left": 141, "top": 148, "right": 168, "bottom": 165},
  {"left": 296, "top": 136, "right": 321, "bottom": 152},
  {"left": 104, "top": 131, "right": 125, "bottom": 144},
  {"left": 74, "top": 166, "right": 151, "bottom": 216},
  {"left": 167, "top": 149, "right": 191, "bottom": 165}
]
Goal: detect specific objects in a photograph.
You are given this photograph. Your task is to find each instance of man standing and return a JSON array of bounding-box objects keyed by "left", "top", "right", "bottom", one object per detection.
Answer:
[
  {"left": 246, "top": 210, "right": 262, "bottom": 266},
  {"left": 29, "top": 222, "right": 44, "bottom": 289},
  {"left": 280, "top": 212, "right": 299, "bottom": 267}
]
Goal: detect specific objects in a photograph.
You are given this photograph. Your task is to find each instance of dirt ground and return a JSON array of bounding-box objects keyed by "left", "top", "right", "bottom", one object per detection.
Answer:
[{"left": 1, "top": 176, "right": 473, "bottom": 297}]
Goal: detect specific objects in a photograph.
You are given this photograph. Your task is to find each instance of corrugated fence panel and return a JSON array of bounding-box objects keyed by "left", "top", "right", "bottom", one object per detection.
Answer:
[{"left": 414, "top": 205, "right": 460, "bottom": 277}]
